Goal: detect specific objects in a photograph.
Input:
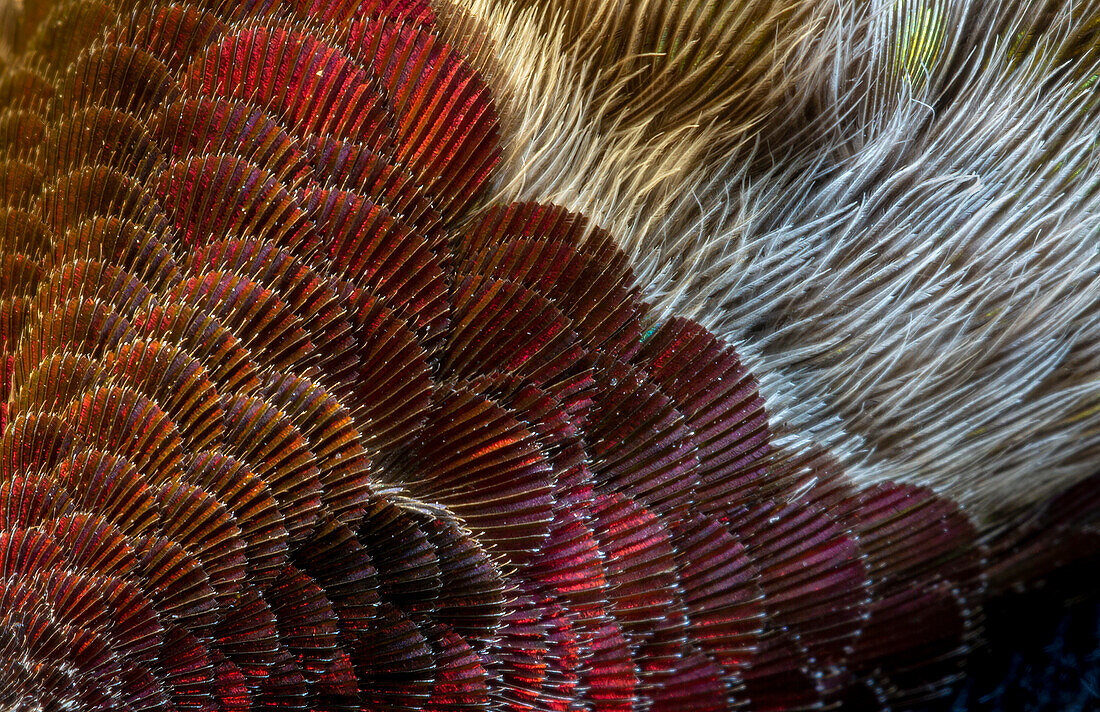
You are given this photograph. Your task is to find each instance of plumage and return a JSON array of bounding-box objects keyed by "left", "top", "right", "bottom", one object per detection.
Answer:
[{"left": 0, "top": 0, "right": 1096, "bottom": 711}]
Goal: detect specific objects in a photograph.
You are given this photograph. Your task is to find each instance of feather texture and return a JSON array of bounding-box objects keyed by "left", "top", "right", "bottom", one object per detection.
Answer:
[
  {"left": 0, "top": 0, "right": 1096, "bottom": 711},
  {"left": 438, "top": 0, "right": 1100, "bottom": 520}
]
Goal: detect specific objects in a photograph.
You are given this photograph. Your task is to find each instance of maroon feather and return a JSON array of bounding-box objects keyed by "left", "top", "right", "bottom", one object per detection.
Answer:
[{"left": 0, "top": 3, "right": 1039, "bottom": 711}]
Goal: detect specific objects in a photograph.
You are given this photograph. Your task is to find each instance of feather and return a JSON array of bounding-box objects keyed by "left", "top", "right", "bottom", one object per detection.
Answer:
[{"left": 0, "top": 1, "right": 1096, "bottom": 711}]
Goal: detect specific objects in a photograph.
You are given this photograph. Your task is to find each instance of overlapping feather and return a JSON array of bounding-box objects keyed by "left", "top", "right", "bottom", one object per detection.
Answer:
[{"left": 0, "top": 0, "right": 1090, "bottom": 711}]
